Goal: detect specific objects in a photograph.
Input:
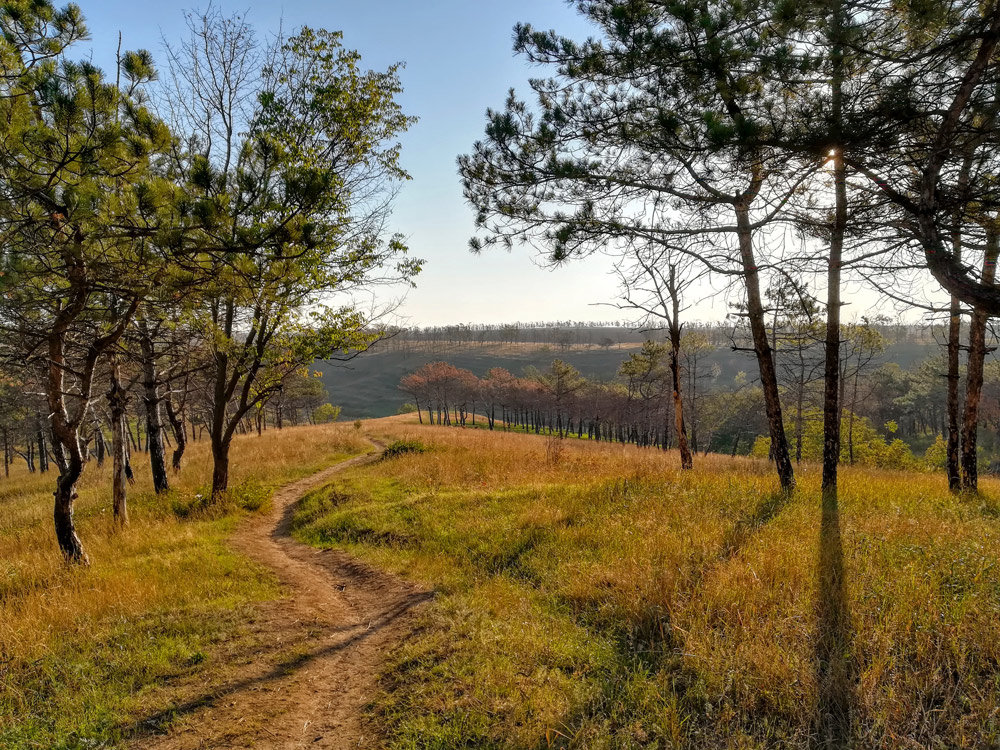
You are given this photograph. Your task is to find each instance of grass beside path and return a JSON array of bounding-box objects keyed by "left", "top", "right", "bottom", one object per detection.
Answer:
[
  {"left": 293, "top": 420, "right": 1000, "bottom": 749},
  {"left": 0, "top": 422, "right": 370, "bottom": 749}
]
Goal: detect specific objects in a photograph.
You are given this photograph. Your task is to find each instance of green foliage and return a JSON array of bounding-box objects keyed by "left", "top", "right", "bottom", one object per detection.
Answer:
[
  {"left": 381, "top": 439, "right": 427, "bottom": 459},
  {"left": 752, "top": 410, "right": 920, "bottom": 470},
  {"left": 924, "top": 434, "right": 948, "bottom": 470},
  {"left": 312, "top": 403, "right": 342, "bottom": 424},
  {"left": 397, "top": 402, "right": 418, "bottom": 414}
]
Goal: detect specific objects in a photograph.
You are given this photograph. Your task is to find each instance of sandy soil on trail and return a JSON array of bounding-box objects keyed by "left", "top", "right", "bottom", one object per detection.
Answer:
[{"left": 133, "top": 448, "right": 431, "bottom": 750}]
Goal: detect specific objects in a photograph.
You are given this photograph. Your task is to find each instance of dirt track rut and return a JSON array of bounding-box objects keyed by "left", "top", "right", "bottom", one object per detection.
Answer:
[{"left": 135, "top": 448, "right": 430, "bottom": 749}]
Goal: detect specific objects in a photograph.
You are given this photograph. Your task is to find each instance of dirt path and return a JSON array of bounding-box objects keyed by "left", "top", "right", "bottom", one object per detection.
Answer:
[{"left": 135, "top": 448, "right": 431, "bottom": 750}]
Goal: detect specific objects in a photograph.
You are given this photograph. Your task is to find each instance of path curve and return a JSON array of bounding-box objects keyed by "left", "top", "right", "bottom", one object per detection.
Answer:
[{"left": 136, "top": 446, "right": 430, "bottom": 749}]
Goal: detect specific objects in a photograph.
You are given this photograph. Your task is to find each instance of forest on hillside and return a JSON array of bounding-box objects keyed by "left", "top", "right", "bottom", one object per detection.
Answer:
[{"left": 397, "top": 318, "right": 1000, "bottom": 472}]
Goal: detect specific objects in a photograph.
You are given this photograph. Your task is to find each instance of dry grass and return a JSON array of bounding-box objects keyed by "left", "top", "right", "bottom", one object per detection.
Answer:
[
  {"left": 0, "top": 422, "right": 370, "bottom": 748},
  {"left": 293, "top": 418, "right": 1000, "bottom": 749}
]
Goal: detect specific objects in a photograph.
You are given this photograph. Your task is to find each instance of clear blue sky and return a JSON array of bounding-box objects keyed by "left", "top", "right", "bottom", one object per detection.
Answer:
[{"left": 78, "top": 0, "right": 637, "bottom": 327}]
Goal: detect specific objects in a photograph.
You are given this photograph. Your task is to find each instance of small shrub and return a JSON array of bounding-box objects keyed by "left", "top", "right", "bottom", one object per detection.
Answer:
[
  {"left": 312, "top": 403, "right": 342, "bottom": 423},
  {"left": 545, "top": 435, "right": 565, "bottom": 465},
  {"left": 381, "top": 439, "right": 426, "bottom": 460},
  {"left": 398, "top": 402, "right": 418, "bottom": 414},
  {"left": 353, "top": 419, "right": 363, "bottom": 430},
  {"left": 168, "top": 481, "right": 270, "bottom": 519},
  {"left": 924, "top": 434, "right": 948, "bottom": 470}
]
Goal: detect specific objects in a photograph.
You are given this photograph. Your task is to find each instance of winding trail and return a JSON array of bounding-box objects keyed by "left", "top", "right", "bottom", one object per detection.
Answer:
[{"left": 135, "top": 447, "right": 431, "bottom": 750}]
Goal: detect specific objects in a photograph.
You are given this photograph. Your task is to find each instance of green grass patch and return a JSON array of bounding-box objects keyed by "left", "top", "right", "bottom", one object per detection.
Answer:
[
  {"left": 0, "top": 514, "right": 279, "bottom": 749},
  {"left": 381, "top": 439, "right": 428, "bottom": 460}
]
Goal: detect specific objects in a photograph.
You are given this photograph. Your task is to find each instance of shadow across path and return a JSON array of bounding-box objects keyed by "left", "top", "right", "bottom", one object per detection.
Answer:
[{"left": 132, "top": 589, "right": 432, "bottom": 735}]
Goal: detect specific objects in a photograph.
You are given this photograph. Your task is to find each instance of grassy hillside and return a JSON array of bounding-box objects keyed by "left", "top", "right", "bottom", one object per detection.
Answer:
[
  {"left": 293, "top": 418, "right": 1000, "bottom": 749},
  {"left": 318, "top": 340, "right": 940, "bottom": 420},
  {"left": 0, "top": 424, "right": 370, "bottom": 748}
]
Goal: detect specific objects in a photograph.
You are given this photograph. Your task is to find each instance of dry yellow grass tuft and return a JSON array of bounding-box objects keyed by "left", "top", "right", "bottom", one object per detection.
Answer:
[{"left": 295, "top": 418, "right": 1000, "bottom": 749}]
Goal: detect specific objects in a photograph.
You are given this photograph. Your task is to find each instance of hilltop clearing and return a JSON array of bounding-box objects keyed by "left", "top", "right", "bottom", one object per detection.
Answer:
[{"left": 295, "top": 416, "right": 1000, "bottom": 749}]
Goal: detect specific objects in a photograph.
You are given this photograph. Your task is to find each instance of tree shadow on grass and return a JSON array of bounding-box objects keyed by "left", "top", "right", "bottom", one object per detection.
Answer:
[
  {"left": 127, "top": 590, "right": 432, "bottom": 739},
  {"left": 547, "top": 488, "right": 800, "bottom": 744},
  {"left": 720, "top": 489, "right": 794, "bottom": 561},
  {"left": 812, "top": 488, "right": 856, "bottom": 749}
]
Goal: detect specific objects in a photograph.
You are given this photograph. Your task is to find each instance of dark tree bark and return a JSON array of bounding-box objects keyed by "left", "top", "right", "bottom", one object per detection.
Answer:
[
  {"left": 822, "top": 7, "right": 848, "bottom": 499},
  {"left": 211, "top": 436, "right": 231, "bottom": 497},
  {"left": 961, "top": 228, "right": 999, "bottom": 490},
  {"left": 668, "top": 324, "right": 693, "bottom": 470},
  {"left": 164, "top": 398, "right": 187, "bottom": 472},
  {"left": 736, "top": 200, "right": 795, "bottom": 492},
  {"left": 822, "top": 156, "right": 846, "bottom": 495},
  {"left": 35, "top": 413, "right": 48, "bottom": 473},
  {"left": 108, "top": 357, "right": 129, "bottom": 525},
  {"left": 137, "top": 319, "right": 169, "bottom": 493},
  {"left": 93, "top": 419, "right": 106, "bottom": 468}
]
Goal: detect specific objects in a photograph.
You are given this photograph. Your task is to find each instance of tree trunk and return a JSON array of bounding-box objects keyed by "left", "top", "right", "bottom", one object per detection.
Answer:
[
  {"left": 823, "top": 23, "right": 847, "bottom": 498},
  {"left": 94, "top": 420, "right": 106, "bottom": 467},
  {"left": 53, "top": 452, "right": 87, "bottom": 563},
  {"left": 35, "top": 413, "right": 49, "bottom": 473},
  {"left": 108, "top": 357, "right": 129, "bottom": 525},
  {"left": 736, "top": 202, "right": 795, "bottom": 491},
  {"left": 164, "top": 398, "right": 187, "bottom": 472},
  {"left": 961, "top": 228, "right": 999, "bottom": 490},
  {"left": 669, "top": 327, "right": 693, "bottom": 470},
  {"left": 139, "top": 325, "right": 169, "bottom": 493},
  {"left": 211, "top": 435, "right": 231, "bottom": 497}
]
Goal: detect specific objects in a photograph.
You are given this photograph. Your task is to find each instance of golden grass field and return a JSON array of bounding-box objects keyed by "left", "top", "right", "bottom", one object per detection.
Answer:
[
  {"left": 293, "top": 418, "right": 1000, "bottom": 749},
  {"left": 0, "top": 423, "right": 370, "bottom": 748},
  {"left": 4, "top": 415, "right": 1000, "bottom": 748}
]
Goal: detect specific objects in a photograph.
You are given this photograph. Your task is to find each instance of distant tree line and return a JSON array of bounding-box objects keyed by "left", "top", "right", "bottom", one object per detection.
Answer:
[{"left": 400, "top": 314, "right": 1000, "bottom": 475}]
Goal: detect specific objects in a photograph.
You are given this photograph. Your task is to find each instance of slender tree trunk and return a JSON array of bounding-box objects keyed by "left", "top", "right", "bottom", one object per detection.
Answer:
[
  {"left": 961, "top": 227, "right": 999, "bottom": 490},
  {"left": 35, "top": 413, "right": 48, "bottom": 473},
  {"left": 164, "top": 398, "right": 187, "bottom": 472},
  {"left": 138, "top": 323, "right": 169, "bottom": 493},
  {"left": 94, "top": 420, "right": 106, "bottom": 467},
  {"left": 53, "top": 447, "right": 86, "bottom": 563},
  {"left": 48, "top": 321, "right": 87, "bottom": 563},
  {"left": 211, "top": 435, "right": 231, "bottom": 497},
  {"left": 823, "top": 39, "right": 848, "bottom": 498},
  {"left": 669, "top": 326, "right": 693, "bottom": 470},
  {"left": 108, "top": 357, "right": 129, "bottom": 525},
  {"left": 126, "top": 419, "right": 138, "bottom": 452},
  {"left": 736, "top": 201, "right": 795, "bottom": 491}
]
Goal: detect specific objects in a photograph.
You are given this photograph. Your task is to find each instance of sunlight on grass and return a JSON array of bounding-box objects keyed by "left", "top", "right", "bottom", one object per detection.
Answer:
[{"left": 294, "top": 419, "right": 1000, "bottom": 749}]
